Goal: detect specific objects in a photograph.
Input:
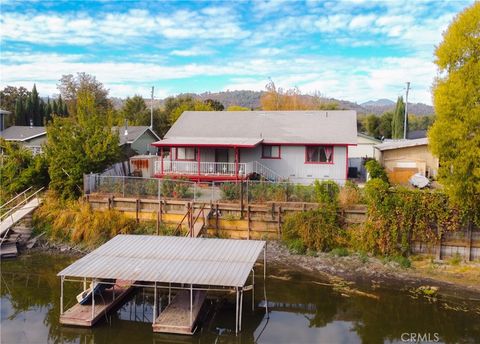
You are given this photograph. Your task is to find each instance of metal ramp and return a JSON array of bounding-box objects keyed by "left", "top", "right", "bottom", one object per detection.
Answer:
[{"left": 0, "top": 188, "right": 43, "bottom": 257}]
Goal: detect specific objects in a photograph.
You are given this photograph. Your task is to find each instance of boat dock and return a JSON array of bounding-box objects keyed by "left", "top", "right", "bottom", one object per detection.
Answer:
[
  {"left": 60, "top": 281, "right": 133, "bottom": 326},
  {"left": 57, "top": 235, "right": 267, "bottom": 335},
  {"left": 153, "top": 290, "right": 206, "bottom": 334}
]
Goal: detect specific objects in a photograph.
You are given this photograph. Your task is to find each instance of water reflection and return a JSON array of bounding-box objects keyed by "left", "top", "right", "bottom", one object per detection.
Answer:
[{"left": 1, "top": 253, "right": 480, "bottom": 344}]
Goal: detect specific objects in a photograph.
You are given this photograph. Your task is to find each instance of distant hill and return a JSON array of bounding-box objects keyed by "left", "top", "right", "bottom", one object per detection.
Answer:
[
  {"left": 361, "top": 99, "right": 396, "bottom": 107},
  {"left": 110, "top": 92, "right": 434, "bottom": 116}
]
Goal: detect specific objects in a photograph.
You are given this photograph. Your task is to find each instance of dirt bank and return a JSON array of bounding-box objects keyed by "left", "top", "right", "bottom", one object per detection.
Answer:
[{"left": 266, "top": 241, "right": 480, "bottom": 302}]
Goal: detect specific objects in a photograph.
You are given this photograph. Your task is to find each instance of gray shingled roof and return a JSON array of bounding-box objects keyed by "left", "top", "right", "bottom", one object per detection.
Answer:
[
  {"left": 156, "top": 110, "right": 357, "bottom": 146},
  {"left": 113, "top": 126, "right": 160, "bottom": 145},
  {"left": 375, "top": 138, "right": 428, "bottom": 151},
  {"left": 0, "top": 126, "right": 46, "bottom": 141}
]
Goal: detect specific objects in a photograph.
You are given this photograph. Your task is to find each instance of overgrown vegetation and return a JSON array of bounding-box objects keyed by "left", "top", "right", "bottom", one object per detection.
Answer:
[
  {"left": 160, "top": 177, "right": 192, "bottom": 199},
  {"left": 365, "top": 159, "right": 389, "bottom": 183},
  {"left": 0, "top": 139, "right": 49, "bottom": 203},
  {"left": 33, "top": 191, "right": 176, "bottom": 247},
  {"left": 282, "top": 180, "right": 343, "bottom": 253},
  {"left": 33, "top": 191, "right": 137, "bottom": 248}
]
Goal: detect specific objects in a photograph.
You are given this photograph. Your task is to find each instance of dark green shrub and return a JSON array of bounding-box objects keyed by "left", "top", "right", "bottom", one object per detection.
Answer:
[
  {"left": 365, "top": 159, "right": 389, "bottom": 182},
  {"left": 313, "top": 180, "right": 339, "bottom": 204}
]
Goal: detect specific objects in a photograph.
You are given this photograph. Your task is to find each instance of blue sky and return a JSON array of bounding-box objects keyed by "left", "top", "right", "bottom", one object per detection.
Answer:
[{"left": 0, "top": 0, "right": 473, "bottom": 104}]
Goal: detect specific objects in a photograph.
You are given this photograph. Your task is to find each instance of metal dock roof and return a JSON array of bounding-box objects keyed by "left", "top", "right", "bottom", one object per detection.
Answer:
[{"left": 58, "top": 235, "right": 266, "bottom": 288}]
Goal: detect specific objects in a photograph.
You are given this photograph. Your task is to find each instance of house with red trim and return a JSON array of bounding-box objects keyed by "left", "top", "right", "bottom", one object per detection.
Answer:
[{"left": 151, "top": 110, "right": 357, "bottom": 184}]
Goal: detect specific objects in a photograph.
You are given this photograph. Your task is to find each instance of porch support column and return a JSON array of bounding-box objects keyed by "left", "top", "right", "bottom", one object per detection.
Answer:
[
  {"left": 197, "top": 146, "right": 201, "bottom": 181},
  {"left": 234, "top": 146, "right": 239, "bottom": 180},
  {"left": 160, "top": 147, "right": 164, "bottom": 176}
]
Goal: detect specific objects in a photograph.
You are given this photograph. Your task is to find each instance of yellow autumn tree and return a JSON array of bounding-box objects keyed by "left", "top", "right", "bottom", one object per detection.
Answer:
[
  {"left": 260, "top": 80, "right": 339, "bottom": 110},
  {"left": 428, "top": 2, "right": 480, "bottom": 224}
]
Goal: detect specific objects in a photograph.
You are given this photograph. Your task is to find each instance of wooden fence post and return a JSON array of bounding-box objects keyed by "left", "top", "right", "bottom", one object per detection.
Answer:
[
  {"left": 436, "top": 230, "right": 443, "bottom": 260},
  {"left": 247, "top": 205, "right": 251, "bottom": 240},
  {"left": 240, "top": 181, "right": 244, "bottom": 219},
  {"left": 466, "top": 223, "right": 473, "bottom": 261},
  {"left": 215, "top": 203, "right": 219, "bottom": 234},
  {"left": 277, "top": 206, "right": 282, "bottom": 239},
  {"left": 135, "top": 199, "right": 140, "bottom": 223}
]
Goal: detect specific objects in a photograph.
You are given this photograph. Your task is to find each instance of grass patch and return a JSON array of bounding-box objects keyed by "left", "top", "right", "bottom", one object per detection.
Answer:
[
  {"left": 384, "top": 255, "right": 411, "bottom": 269},
  {"left": 448, "top": 253, "right": 462, "bottom": 266},
  {"left": 285, "top": 238, "right": 306, "bottom": 255},
  {"left": 330, "top": 247, "right": 349, "bottom": 257}
]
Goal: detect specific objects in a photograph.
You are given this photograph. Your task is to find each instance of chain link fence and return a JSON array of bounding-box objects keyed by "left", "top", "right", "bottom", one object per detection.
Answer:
[{"left": 84, "top": 174, "right": 330, "bottom": 204}]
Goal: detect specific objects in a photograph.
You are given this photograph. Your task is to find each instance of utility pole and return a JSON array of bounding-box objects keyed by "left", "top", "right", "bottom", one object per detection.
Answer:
[
  {"left": 150, "top": 86, "right": 154, "bottom": 130},
  {"left": 403, "top": 82, "right": 410, "bottom": 139}
]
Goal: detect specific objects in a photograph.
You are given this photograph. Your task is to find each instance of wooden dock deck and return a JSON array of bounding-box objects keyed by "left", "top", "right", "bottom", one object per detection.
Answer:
[
  {"left": 60, "top": 281, "right": 133, "bottom": 327},
  {"left": 153, "top": 290, "right": 206, "bottom": 335}
]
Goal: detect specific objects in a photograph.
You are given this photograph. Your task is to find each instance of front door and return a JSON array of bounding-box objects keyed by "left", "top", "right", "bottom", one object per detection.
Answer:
[{"left": 215, "top": 149, "right": 229, "bottom": 174}]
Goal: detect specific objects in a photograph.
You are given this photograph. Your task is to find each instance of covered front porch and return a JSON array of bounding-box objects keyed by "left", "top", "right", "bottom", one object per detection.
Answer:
[{"left": 152, "top": 138, "right": 281, "bottom": 182}]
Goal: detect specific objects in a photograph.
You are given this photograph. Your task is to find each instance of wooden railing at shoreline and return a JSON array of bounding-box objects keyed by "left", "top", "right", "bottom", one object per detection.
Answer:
[{"left": 84, "top": 195, "right": 479, "bottom": 261}]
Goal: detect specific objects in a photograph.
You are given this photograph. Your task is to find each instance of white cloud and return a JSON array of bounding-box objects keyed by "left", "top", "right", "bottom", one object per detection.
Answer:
[
  {"left": 170, "top": 47, "right": 215, "bottom": 57},
  {"left": 0, "top": 8, "right": 249, "bottom": 45}
]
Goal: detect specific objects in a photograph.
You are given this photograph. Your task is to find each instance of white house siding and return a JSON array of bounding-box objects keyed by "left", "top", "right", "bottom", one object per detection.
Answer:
[
  {"left": 349, "top": 136, "right": 379, "bottom": 159},
  {"left": 169, "top": 145, "right": 347, "bottom": 184},
  {"left": 240, "top": 145, "right": 347, "bottom": 185}
]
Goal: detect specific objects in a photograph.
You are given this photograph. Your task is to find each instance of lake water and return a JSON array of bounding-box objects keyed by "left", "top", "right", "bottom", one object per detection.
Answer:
[{"left": 1, "top": 252, "right": 479, "bottom": 344}]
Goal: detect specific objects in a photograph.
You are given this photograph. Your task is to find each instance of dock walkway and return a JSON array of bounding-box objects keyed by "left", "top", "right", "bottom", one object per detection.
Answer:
[
  {"left": 60, "top": 282, "right": 133, "bottom": 327},
  {"left": 153, "top": 290, "right": 206, "bottom": 335}
]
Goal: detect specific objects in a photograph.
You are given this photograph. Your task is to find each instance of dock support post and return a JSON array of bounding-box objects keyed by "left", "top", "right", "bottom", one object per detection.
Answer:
[
  {"left": 83, "top": 277, "right": 87, "bottom": 291},
  {"left": 168, "top": 283, "right": 171, "bottom": 304},
  {"left": 153, "top": 282, "right": 157, "bottom": 325},
  {"left": 239, "top": 289, "right": 243, "bottom": 332},
  {"left": 60, "top": 276, "right": 64, "bottom": 315},
  {"left": 190, "top": 284, "right": 193, "bottom": 328},
  {"left": 264, "top": 244, "right": 269, "bottom": 318},
  {"left": 252, "top": 269, "right": 255, "bottom": 311},
  {"left": 91, "top": 278, "right": 96, "bottom": 320},
  {"left": 235, "top": 287, "right": 239, "bottom": 335}
]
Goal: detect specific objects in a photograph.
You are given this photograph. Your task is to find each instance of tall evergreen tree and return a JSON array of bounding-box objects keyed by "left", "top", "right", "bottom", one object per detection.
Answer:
[
  {"left": 45, "top": 98, "right": 53, "bottom": 122},
  {"left": 391, "top": 96, "right": 405, "bottom": 139},
  {"left": 31, "top": 84, "right": 41, "bottom": 126},
  {"left": 14, "top": 98, "right": 26, "bottom": 125},
  {"left": 25, "top": 96, "right": 33, "bottom": 126}
]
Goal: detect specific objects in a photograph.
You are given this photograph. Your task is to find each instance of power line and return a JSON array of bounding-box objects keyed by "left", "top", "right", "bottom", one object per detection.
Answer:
[{"left": 403, "top": 82, "right": 410, "bottom": 139}]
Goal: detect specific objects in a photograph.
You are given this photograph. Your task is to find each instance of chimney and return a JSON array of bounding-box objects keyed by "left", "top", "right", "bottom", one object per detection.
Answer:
[{"left": 124, "top": 119, "right": 128, "bottom": 136}]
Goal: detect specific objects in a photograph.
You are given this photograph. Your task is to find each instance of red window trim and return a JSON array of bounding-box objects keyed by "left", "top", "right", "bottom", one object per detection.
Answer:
[
  {"left": 304, "top": 145, "right": 334, "bottom": 164},
  {"left": 261, "top": 144, "right": 281, "bottom": 159},
  {"left": 175, "top": 147, "right": 197, "bottom": 161}
]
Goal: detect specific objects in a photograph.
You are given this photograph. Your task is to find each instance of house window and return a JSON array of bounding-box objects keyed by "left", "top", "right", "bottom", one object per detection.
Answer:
[
  {"left": 262, "top": 145, "right": 281, "bottom": 159},
  {"left": 305, "top": 146, "right": 334, "bottom": 163},
  {"left": 176, "top": 147, "right": 197, "bottom": 160}
]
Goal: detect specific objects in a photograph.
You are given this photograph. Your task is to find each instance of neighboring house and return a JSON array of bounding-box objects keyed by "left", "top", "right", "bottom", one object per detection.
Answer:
[
  {"left": 0, "top": 126, "right": 47, "bottom": 155},
  {"left": 0, "top": 109, "right": 11, "bottom": 131},
  {"left": 151, "top": 110, "right": 357, "bottom": 184},
  {"left": 348, "top": 133, "right": 381, "bottom": 179},
  {"left": 114, "top": 125, "right": 160, "bottom": 156},
  {"left": 374, "top": 138, "right": 439, "bottom": 184}
]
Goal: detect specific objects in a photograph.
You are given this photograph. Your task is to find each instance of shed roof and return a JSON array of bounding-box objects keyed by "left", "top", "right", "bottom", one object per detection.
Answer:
[
  {"left": 113, "top": 126, "right": 160, "bottom": 145},
  {"left": 374, "top": 138, "right": 428, "bottom": 151},
  {"left": 153, "top": 110, "right": 357, "bottom": 146},
  {"left": 0, "top": 126, "right": 46, "bottom": 141},
  {"left": 58, "top": 235, "right": 265, "bottom": 288}
]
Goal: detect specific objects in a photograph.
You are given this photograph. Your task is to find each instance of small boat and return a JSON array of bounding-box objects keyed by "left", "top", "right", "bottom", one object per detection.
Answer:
[{"left": 76, "top": 279, "right": 115, "bottom": 305}]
